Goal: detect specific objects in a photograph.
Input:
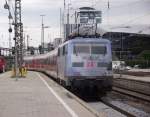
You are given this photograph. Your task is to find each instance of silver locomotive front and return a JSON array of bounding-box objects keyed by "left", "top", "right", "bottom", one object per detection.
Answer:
[{"left": 66, "top": 38, "right": 113, "bottom": 90}]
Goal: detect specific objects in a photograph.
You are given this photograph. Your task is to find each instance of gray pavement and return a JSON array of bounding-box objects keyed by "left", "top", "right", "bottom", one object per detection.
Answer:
[{"left": 0, "top": 71, "right": 97, "bottom": 117}]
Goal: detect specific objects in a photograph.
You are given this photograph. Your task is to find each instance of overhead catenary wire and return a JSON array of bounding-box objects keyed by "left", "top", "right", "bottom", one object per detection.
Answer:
[
  {"left": 64, "top": 0, "right": 148, "bottom": 22},
  {"left": 92, "top": 0, "right": 144, "bottom": 10},
  {"left": 95, "top": 0, "right": 150, "bottom": 30}
]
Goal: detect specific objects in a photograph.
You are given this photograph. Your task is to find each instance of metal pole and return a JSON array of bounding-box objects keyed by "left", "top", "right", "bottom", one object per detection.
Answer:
[
  {"left": 23, "top": 33, "right": 26, "bottom": 55},
  {"left": 64, "top": 0, "right": 66, "bottom": 9},
  {"left": 7, "top": 0, "right": 13, "bottom": 56},
  {"left": 27, "top": 35, "right": 29, "bottom": 50},
  {"left": 75, "top": 11, "right": 77, "bottom": 28},
  {"left": 43, "top": 26, "right": 44, "bottom": 51},
  {"left": 60, "top": 8, "right": 62, "bottom": 38},
  {"left": 66, "top": 4, "right": 71, "bottom": 40},
  {"left": 14, "top": 39, "right": 18, "bottom": 80},
  {"left": 40, "top": 15, "right": 45, "bottom": 53},
  {"left": 9, "top": 17, "right": 12, "bottom": 56},
  {"left": 14, "top": 0, "right": 18, "bottom": 79},
  {"left": 14, "top": 0, "right": 23, "bottom": 78}
]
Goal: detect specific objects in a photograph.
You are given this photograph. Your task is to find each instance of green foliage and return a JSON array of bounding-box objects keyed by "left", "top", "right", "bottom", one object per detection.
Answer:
[{"left": 138, "top": 50, "right": 150, "bottom": 60}]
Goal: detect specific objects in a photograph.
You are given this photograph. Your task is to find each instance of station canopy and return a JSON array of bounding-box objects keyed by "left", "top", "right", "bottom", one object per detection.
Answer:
[
  {"left": 69, "top": 24, "right": 150, "bottom": 38},
  {"left": 101, "top": 24, "right": 150, "bottom": 36}
]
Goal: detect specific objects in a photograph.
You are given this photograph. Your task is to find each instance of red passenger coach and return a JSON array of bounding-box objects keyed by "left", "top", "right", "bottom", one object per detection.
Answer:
[{"left": 0, "top": 56, "right": 6, "bottom": 73}]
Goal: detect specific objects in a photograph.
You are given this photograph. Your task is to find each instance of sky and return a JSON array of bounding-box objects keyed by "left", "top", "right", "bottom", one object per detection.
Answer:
[{"left": 0, "top": 0, "right": 150, "bottom": 48}]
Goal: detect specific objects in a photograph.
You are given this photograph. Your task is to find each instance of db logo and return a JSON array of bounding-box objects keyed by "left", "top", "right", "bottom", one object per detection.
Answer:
[{"left": 86, "top": 61, "right": 95, "bottom": 68}]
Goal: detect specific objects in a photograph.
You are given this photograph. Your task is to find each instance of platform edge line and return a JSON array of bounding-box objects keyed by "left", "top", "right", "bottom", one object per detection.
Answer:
[{"left": 37, "top": 73, "right": 78, "bottom": 117}]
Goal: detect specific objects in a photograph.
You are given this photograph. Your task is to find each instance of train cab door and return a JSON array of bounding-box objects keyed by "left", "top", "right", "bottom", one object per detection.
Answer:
[
  {"left": 62, "top": 45, "right": 68, "bottom": 78},
  {"left": 57, "top": 45, "right": 68, "bottom": 81},
  {"left": 57, "top": 48, "right": 61, "bottom": 79},
  {"left": 57, "top": 47, "right": 64, "bottom": 80}
]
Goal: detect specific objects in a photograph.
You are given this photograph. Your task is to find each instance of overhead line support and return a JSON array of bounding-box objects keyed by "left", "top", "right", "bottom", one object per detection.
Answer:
[{"left": 14, "top": 0, "right": 23, "bottom": 77}]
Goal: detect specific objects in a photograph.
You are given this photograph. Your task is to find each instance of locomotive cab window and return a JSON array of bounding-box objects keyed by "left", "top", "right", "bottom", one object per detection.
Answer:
[
  {"left": 91, "top": 46, "right": 107, "bottom": 55},
  {"left": 73, "top": 45, "right": 90, "bottom": 54}
]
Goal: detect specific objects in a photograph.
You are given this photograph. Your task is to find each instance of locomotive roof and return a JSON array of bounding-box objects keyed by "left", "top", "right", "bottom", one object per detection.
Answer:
[
  {"left": 58, "top": 38, "right": 110, "bottom": 49},
  {"left": 66, "top": 37, "right": 110, "bottom": 44}
]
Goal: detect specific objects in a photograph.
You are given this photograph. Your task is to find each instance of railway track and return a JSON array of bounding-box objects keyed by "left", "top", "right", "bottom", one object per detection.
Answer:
[
  {"left": 101, "top": 75, "right": 150, "bottom": 116},
  {"left": 101, "top": 98, "right": 135, "bottom": 117},
  {"left": 88, "top": 78, "right": 150, "bottom": 117},
  {"left": 73, "top": 88, "right": 150, "bottom": 117},
  {"left": 90, "top": 85, "right": 150, "bottom": 117},
  {"left": 99, "top": 91, "right": 150, "bottom": 117},
  {"left": 87, "top": 91, "right": 150, "bottom": 117},
  {"left": 114, "top": 70, "right": 150, "bottom": 77},
  {"left": 113, "top": 77, "right": 150, "bottom": 96},
  {"left": 112, "top": 86, "right": 150, "bottom": 102},
  {"left": 88, "top": 96, "right": 149, "bottom": 117}
]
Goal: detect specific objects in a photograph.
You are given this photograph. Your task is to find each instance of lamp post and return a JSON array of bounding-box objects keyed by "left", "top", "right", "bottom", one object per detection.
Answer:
[
  {"left": 66, "top": 3, "right": 71, "bottom": 39},
  {"left": 40, "top": 15, "right": 50, "bottom": 53},
  {"left": 4, "top": 0, "right": 13, "bottom": 56},
  {"left": 40, "top": 15, "right": 45, "bottom": 51},
  {"left": 26, "top": 35, "right": 29, "bottom": 50},
  {"left": 43, "top": 26, "right": 50, "bottom": 53},
  {"left": 8, "top": 12, "right": 13, "bottom": 56}
]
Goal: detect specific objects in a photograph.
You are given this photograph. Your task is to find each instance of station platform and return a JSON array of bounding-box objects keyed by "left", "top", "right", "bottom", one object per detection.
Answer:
[{"left": 0, "top": 71, "right": 99, "bottom": 117}]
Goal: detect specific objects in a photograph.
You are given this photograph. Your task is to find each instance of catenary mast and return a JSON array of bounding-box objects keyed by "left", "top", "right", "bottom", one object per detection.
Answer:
[{"left": 14, "top": 0, "right": 23, "bottom": 77}]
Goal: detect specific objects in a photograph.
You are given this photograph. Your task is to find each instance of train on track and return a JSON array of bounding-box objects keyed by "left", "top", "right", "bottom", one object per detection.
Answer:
[
  {"left": 24, "top": 37, "right": 113, "bottom": 93},
  {"left": 0, "top": 56, "right": 6, "bottom": 73}
]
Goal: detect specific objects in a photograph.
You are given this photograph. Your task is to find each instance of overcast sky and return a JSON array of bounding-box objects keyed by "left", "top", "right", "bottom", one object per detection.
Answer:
[{"left": 0, "top": 0, "right": 150, "bottom": 48}]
